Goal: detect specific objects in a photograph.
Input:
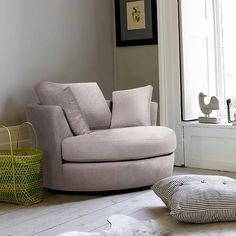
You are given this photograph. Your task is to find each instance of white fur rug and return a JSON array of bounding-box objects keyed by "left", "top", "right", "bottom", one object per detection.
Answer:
[{"left": 57, "top": 214, "right": 236, "bottom": 236}]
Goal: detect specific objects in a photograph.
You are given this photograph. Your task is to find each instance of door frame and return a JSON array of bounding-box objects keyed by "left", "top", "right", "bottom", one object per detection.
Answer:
[{"left": 157, "top": 0, "right": 184, "bottom": 165}]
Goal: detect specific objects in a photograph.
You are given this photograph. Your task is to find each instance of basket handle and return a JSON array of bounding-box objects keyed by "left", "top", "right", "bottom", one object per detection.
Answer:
[
  {"left": 0, "top": 124, "right": 18, "bottom": 202},
  {"left": 0, "top": 125, "right": 14, "bottom": 155},
  {"left": 16, "top": 121, "right": 38, "bottom": 150}
]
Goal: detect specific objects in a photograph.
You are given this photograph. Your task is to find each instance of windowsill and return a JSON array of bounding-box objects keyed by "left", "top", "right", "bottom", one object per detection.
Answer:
[{"left": 182, "top": 118, "right": 236, "bottom": 129}]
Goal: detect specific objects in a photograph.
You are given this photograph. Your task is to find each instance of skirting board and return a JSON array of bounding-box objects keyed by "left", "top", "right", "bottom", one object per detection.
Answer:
[
  {"left": 0, "top": 125, "right": 31, "bottom": 150},
  {"left": 184, "top": 125, "right": 236, "bottom": 172}
]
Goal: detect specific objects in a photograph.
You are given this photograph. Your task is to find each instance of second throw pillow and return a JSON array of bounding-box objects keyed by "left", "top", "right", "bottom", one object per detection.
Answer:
[{"left": 111, "top": 85, "right": 153, "bottom": 128}]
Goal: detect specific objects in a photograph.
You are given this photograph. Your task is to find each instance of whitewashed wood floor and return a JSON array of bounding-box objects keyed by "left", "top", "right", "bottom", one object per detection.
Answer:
[{"left": 1, "top": 167, "right": 236, "bottom": 236}]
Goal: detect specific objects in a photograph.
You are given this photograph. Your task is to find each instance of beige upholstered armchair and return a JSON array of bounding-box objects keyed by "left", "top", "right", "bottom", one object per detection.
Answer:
[{"left": 27, "top": 82, "right": 176, "bottom": 191}]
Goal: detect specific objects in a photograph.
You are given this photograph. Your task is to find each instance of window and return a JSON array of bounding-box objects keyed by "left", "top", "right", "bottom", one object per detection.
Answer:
[
  {"left": 219, "top": 0, "right": 236, "bottom": 109},
  {"left": 180, "top": 0, "right": 236, "bottom": 120}
]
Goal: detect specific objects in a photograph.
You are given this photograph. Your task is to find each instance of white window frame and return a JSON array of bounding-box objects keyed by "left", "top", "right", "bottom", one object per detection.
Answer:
[
  {"left": 180, "top": 0, "right": 233, "bottom": 118},
  {"left": 179, "top": 0, "right": 218, "bottom": 121},
  {"left": 213, "top": 0, "right": 226, "bottom": 116}
]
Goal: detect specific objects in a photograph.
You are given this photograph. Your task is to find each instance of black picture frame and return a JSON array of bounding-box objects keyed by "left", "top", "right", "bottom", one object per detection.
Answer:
[{"left": 114, "top": 0, "right": 157, "bottom": 47}]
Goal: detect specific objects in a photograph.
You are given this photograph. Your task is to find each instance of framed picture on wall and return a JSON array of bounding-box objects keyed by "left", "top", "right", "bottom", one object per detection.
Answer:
[{"left": 114, "top": 0, "right": 157, "bottom": 47}]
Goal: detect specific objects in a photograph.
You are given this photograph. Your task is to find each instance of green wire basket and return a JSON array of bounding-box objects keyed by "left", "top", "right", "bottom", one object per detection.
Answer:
[{"left": 0, "top": 122, "right": 43, "bottom": 205}]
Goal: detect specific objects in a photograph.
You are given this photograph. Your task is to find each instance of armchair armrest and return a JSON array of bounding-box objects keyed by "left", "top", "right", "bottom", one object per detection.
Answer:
[
  {"left": 26, "top": 104, "right": 73, "bottom": 189},
  {"left": 151, "top": 102, "right": 158, "bottom": 126}
]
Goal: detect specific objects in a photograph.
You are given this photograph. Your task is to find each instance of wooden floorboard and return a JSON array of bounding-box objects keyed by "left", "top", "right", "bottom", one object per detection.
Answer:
[
  {"left": 0, "top": 167, "right": 236, "bottom": 236},
  {"left": 0, "top": 188, "right": 144, "bottom": 235},
  {"left": 35, "top": 190, "right": 160, "bottom": 235}
]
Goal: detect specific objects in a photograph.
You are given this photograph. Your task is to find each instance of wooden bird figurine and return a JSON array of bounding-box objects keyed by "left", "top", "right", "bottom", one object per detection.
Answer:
[{"left": 198, "top": 92, "right": 219, "bottom": 117}]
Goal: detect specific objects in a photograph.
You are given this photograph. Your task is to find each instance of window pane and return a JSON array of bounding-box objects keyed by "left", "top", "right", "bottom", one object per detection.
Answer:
[
  {"left": 180, "top": 0, "right": 216, "bottom": 120},
  {"left": 221, "top": 0, "right": 236, "bottom": 106}
]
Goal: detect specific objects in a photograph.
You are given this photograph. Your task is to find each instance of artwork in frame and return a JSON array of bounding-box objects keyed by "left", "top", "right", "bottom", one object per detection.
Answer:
[{"left": 114, "top": 0, "right": 157, "bottom": 47}]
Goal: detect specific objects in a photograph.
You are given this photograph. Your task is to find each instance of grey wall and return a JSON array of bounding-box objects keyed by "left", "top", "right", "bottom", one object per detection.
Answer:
[
  {"left": 0, "top": 0, "right": 114, "bottom": 126},
  {"left": 115, "top": 45, "right": 159, "bottom": 120}
]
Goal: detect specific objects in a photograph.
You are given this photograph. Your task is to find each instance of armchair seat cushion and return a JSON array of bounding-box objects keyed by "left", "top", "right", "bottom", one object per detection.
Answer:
[{"left": 62, "top": 126, "right": 176, "bottom": 163}]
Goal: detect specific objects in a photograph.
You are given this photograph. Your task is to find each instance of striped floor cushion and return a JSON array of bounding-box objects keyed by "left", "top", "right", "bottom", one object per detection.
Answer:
[{"left": 151, "top": 175, "right": 236, "bottom": 223}]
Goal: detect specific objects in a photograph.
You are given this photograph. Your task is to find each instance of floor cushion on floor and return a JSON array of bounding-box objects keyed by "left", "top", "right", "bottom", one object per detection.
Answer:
[{"left": 152, "top": 175, "right": 236, "bottom": 223}]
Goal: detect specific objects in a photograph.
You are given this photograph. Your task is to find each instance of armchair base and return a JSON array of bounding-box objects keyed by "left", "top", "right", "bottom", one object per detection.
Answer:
[{"left": 45, "top": 154, "right": 174, "bottom": 191}]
